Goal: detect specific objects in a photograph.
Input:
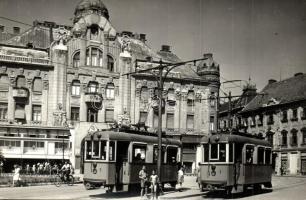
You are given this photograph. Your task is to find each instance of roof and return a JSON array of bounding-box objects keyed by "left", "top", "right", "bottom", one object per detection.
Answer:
[
  {"left": 219, "top": 84, "right": 257, "bottom": 114},
  {"left": 1, "top": 27, "right": 51, "bottom": 49},
  {"left": 201, "top": 134, "right": 271, "bottom": 146},
  {"left": 84, "top": 130, "right": 182, "bottom": 146},
  {"left": 118, "top": 36, "right": 202, "bottom": 80},
  {"left": 242, "top": 74, "right": 306, "bottom": 112}
]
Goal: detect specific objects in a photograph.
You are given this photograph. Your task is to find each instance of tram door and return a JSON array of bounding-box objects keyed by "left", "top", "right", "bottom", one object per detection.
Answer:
[{"left": 116, "top": 141, "right": 130, "bottom": 185}]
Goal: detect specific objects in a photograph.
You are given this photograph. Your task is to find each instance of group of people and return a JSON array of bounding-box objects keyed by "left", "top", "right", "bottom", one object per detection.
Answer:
[
  {"left": 138, "top": 165, "right": 185, "bottom": 200},
  {"left": 15, "top": 161, "right": 72, "bottom": 176}
]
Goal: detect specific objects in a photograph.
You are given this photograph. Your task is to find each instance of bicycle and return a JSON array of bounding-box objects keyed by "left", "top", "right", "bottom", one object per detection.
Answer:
[{"left": 54, "top": 170, "right": 74, "bottom": 187}]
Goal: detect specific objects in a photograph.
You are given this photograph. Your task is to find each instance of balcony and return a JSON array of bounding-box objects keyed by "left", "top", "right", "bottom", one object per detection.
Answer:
[
  {"left": 84, "top": 92, "right": 103, "bottom": 103},
  {"left": 12, "top": 88, "right": 29, "bottom": 98},
  {"left": 0, "top": 53, "right": 50, "bottom": 66}
]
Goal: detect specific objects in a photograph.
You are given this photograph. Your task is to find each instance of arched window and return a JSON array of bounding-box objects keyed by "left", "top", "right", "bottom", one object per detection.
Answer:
[
  {"left": 87, "top": 82, "right": 98, "bottom": 93},
  {"left": 281, "top": 130, "right": 288, "bottom": 146},
  {"left": 71, "top": 80, "right": 80, "bottom": 96},
  {"left": 140, "top": 87, "right": 149, "bottom": 102},
  {"left": 107, "top": 55, "right": 114, "bottom": 72},
  {"left": 0, "top": 74, "right": 9, "bottom": 91},
  {"left": 106, "top": 83, "right": 115, "bottom": 99},
  {"left": 33, "top": 78, "right": 42, "bottom": 93},
  {"left": 86, "top": 47, "right": 103, "bottom": 67},
  {"left": 89, "top": 24, "right": 99, "bottom": 40},
  {"left": 16, "top": 76, "right": 26, "bottom": 88},
  {"left": 73, "top": 51, "right": 80, "bottom": 68},
  {"left": 291, "top": 129, "right": 298, "bottom": 146}
]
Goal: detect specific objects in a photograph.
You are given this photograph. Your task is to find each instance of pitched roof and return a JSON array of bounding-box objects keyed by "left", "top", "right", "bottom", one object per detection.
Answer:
[
  {"left": 118, "top": 36, "right": 201, "bottom": 80},
  {"left": 242, "top": 74, "right": 306, "bottom": 112},
  {"left": 1, "top": 26, "right": 51, "bottom": 49}
]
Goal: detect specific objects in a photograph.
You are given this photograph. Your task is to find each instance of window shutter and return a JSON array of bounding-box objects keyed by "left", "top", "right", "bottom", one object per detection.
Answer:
[
  {"left": 166, "top": 113, "right": 174, "bottom": 129},
  {"left": 105, "top": 109, "right": 114, "bottom": 122},
  {"left": 0, "top": 75, "right": 9, "bottom": 91},
  {"left": 33, "top": 78, "right": 42, "bottom": 92}
]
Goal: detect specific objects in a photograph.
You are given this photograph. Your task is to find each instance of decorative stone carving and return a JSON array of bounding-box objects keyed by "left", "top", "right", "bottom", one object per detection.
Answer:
[
  {"left": 195, "top": 90, "right": 202, "bottom": 101},
  {"left": 34, "top": 70, "right": 41, "bottom": 77},
  {"left": 18, "top": 68, "right": 24, "bottom": 75},
  {"left": 43, "top": 80, "right": 49, "bottom": 90},
  {"left": 0, "top": 66, "right": 7, "bottom": 74},
  {"left": 53, "top": 103, "right": 67, "bottom": 127},
  {"left": 175, "top": 88, "right": 181, "bottom": 100}
]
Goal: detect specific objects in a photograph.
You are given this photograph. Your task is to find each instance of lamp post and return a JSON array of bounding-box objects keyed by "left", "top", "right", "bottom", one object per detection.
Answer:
[{"left": 123, "top": 57, "right": 208, "bottom": 180}]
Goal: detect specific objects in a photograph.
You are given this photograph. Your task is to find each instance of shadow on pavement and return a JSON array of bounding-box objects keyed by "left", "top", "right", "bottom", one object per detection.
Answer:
[
  {"left": 203, "top": 188, "right": 273, "bottom": 199},
  {"left": 89, "top": 187, "right": 190, "bottom": 199}
]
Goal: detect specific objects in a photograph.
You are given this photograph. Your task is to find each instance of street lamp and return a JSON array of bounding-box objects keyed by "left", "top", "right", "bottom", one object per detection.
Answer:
[{"left": 123, "top": 57, "right": 208, "bottom": 180}]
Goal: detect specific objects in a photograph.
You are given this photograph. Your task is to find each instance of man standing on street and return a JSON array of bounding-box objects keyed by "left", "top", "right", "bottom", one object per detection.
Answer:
[{"left": 139, "top": 165, "right": 148, "bottom": 199}]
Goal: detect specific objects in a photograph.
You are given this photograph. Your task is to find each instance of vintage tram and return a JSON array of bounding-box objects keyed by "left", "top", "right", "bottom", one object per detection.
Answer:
[
  {"left": 200, "top": 133, "right": 273, "bottom": 194},
  {"left": 82, "top": 130, "right": 181, "bottom": 191}
]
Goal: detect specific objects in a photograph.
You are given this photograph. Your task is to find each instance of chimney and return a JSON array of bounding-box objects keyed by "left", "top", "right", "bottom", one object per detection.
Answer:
[
  {"left": 203, "top": 53, "right": 213, "bottom": 59},
  {"left": 139, "top": 33, "right": 146, "bottom": 43},
  {"left": 0, "top": 25, "right": 4, "bottom": 33},
  {"left": 161, "top": 45, "right": 171, "bottom": 52},
  {"left": 268, "top": 79, "right": 277, "bottom": 84},
  {"left": 294, "top": 72, "right": 303, "bottom": 77},
  {"left": 13, "top": 27, "right": 20, "bottom": 34}
]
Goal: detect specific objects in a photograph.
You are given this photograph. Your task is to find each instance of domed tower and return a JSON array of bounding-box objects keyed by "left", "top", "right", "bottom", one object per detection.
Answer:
[
  {"left": 74, "top": 0, "right": 110, "bottom": 23},
  {"left": 197, "top": 53, "right": 220, "bottom": 134},
  {"left": 196, "top": 53, "right": 220, "bottom": 87}
]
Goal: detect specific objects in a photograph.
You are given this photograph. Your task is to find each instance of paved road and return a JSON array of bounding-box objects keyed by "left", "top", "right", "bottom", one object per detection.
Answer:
[{"left": 0, "top": 176, "right": 306, "bottom": 199}]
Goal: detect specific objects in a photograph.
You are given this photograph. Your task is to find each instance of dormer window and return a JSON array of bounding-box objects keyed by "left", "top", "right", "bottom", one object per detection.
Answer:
[
  {"left": 89, "top": 24, "right": 99, "bottom": 40},
  {"left": 107, "top": 55, "right": 114, "bottom": 72},
  {"left": 86, "top": 47, "right": 103, "bottom": 67},
  {"left": 73, "top": 51, "right": 80, "bottom": 68}
]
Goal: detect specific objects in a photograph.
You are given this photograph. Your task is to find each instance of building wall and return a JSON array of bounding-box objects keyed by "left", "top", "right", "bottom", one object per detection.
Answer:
[{"left": 242, "top": 104, "right": 306, "bottom": 175}]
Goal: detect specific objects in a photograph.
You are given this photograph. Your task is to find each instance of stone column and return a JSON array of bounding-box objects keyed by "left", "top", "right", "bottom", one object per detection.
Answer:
[
  {"left": 41, "top": 81, "right": 49, "bottom": 125},
  {"left": 7, "top": 77, "right": 15, "bottom": 121},
  {"left": 79, "top": 84, "right": 87, "bottom": 122}
]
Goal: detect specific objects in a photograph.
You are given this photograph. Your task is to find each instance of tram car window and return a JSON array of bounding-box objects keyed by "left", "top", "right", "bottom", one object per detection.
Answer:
[
  {"left": 245, "top": 145, "right": 254, "bottom": 164},
  {"left": 229, "top": 143, "right": 234, "bottom": 162},
  {"left": 109, "top": 141, "right": 116, "bottom": 161},
  {"left": 265, "top": 148, "right": 272, "bottom": 165},
  {"left": 208, "top": 143, "right": 226, "bottom": 162},
  {"left": 132, "top": 144, "right": 147, "bottom": 163},
  {"left": 166, "top": 146, "right": 178, "bottom": 164},
  {"left": 153, "top": 145, "right": 166, "bottom": 163},
  {"left": 100, "top": 141, "right": 107, "bottom": 160},
  {"left": 257, "top": 146, "right": 265, "bottom": 164}
]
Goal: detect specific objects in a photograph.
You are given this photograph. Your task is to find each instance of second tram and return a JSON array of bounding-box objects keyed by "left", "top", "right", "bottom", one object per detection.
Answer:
[
  {"left": 82, "top": 130, "right": 181, "bottom": 191},
  {"left": 200, "top": 133, "right": 273, "bottom": 194}
]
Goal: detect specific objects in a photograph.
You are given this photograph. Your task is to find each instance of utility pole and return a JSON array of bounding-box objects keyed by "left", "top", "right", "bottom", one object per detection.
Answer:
[
  {"left": 228, "top": 91, "right": 232, "bottom": 134},
  {"left": 123, "top": 57, "right": 208, "bottom": 180}
]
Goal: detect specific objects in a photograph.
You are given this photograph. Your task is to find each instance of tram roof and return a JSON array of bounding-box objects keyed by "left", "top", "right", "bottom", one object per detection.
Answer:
[
  {"left": 84, "top": 130, "right": 181, "bottom": 146},
  {"left": 201, "top": 134, "right": 271, "bottom": 146}
]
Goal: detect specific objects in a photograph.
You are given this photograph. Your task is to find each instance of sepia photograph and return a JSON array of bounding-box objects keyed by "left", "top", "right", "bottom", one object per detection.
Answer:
[{"left": 0, "top": 0, "right": 305, "bottom": 199}]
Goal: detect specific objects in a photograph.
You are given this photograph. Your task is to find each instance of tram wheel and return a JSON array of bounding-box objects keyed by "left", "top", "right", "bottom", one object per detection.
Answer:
[
  {"left": 253, "top": 184, "right": 261, "bottom": 192},
  {"left": 84, "top": 182, "right": 92, "bottom": 190}
]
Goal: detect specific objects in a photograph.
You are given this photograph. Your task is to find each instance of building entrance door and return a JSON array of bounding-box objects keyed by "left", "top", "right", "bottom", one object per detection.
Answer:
[{"left": 289, "top": 153, "right": 298, "bottom": 175}]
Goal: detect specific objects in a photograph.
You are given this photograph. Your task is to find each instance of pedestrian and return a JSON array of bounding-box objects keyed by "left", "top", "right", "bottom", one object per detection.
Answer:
[
  {"left": 149, "top": 170, "right": 159, "bottom": 200},
  {"left": 196, "top": 162, "right": 201, "bottom": 189},
  {"left": 26, "top": 164, "right": 30, "bottom": 175},
  {"left": 0, "top": 160, "right": 3, "bottom": 176},
  {"left": 13, "top": 164, "right": 21, "bottom": 187},
  {"left": 139, "top": 165, "right": 148, "bottom": 199},
  {"left": 32, "top": 164, "right": 36, "bottom": 175},
  {"left": 178, "top": 167, "right": 184, "bottom": 192},
  {"left": 61, "top": 161, "right": 71, "bottom": 180}
]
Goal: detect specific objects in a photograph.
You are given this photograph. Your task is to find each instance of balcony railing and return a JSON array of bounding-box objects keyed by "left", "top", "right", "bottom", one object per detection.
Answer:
[{"left": 0, "top": 54, "right": 50, "bottom": 65}]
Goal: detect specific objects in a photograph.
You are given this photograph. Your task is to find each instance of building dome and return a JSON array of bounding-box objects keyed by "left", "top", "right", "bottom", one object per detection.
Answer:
[
  {"left": 197, "top": 53, "right": 220, "bottom": 84},
  {"left": 74, "top": 0, "right": 110, "bottom": 23}
]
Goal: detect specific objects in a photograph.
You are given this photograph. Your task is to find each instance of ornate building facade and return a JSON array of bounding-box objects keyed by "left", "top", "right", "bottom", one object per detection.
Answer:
[
  {"left": 240, "top": 73, "right": 306, "bottom": 175},
  {"left": 0, "top": 0, "right": 220, "bottom": 174}
]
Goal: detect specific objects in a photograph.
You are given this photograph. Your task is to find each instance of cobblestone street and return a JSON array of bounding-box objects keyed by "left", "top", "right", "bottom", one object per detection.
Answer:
[{"left": 0, "top": 176, "right": 306, "bottom": 199}]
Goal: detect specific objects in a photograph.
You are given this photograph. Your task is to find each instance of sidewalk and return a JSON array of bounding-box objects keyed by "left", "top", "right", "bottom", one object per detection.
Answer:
[{"left": 0, "top": 174, "right": 82, "bottom": 188}]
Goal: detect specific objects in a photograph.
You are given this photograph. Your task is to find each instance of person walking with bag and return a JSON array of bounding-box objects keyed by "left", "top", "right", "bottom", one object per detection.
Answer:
[
  {"left": 13, "top": 164, "right": 21, "bottom": 187},
  {"left": 178, "top": 167, "right": 184, "bottom": 192}
]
